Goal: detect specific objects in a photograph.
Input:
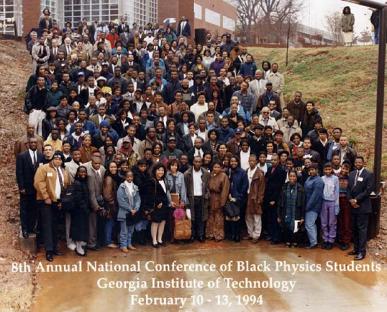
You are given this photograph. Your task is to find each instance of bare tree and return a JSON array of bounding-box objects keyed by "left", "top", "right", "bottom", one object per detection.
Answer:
[
  {"left": 235, "top": 0, "right": 263, "bottom": 44},
  {"left": 258, "top": 0, "right": 301, "bottom": 44},
  {"left": 325, "top": 12, "right": 343, "bottom": 44}
]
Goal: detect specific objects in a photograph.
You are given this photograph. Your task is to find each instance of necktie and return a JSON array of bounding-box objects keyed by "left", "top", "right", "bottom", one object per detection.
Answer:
[
  {"left": 354, "top": 170, "right": 360, "bottom": 186},
  {"left": 33, "top": 152, "right": 37, "bottom": 167},
  {"left": 57, "top": 168, "right": 64, "bottom": 194}
]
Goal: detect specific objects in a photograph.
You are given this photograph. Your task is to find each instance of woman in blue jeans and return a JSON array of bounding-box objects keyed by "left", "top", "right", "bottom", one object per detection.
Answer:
[
  {"left": 303, "top": 163, "right": 324, "bottom": 249},
  {"left": 117, "top": 170, "right": 141, "bottom": 253}
]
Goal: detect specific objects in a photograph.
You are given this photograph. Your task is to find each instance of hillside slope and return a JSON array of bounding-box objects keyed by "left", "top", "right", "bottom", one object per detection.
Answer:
[
  {"left": 250, "top": 45, "right": 384, "bottom": 173},
  {"left": 250, "top": 45, "right": 387, "bottom": 260},
  {"left": 0, "top": 40, "right": 34, "bottom": 311}
]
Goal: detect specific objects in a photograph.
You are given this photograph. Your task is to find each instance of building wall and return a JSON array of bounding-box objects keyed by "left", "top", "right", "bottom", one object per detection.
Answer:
[
  {"left": 158, "top": 0, "right": 236, "bottom": 37},
  {"left": 22, "top": 0, "right": 40, "bottom": 35},
  {"left": 0, "top": 0, "right": 23, "bottom": 36},
  {"left": 194, "top": 0, "right": 236, "bottom": 35}
]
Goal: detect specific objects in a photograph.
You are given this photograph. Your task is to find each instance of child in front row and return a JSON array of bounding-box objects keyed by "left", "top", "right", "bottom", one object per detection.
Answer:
[{"left": 117, "top": 170, "right": 141, "bottom": 253}]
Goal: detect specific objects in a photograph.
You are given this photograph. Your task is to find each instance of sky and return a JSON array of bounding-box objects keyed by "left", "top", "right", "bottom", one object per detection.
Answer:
[{"left": 300, "top": 0, "right": 385, "bottom": 34}]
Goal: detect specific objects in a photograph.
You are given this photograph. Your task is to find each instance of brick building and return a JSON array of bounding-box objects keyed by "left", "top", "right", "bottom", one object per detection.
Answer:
[
  {"left": 1, "top": 0, "right": 159, "bottom": 36},
  {"left": 158, "top": 0, "right": 236, "bottom": 38}
]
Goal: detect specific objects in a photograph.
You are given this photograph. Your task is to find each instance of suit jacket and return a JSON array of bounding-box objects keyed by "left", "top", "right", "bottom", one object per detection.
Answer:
[
  {"left": 87, "top": 165, "right": 106, "bottom": 212},
  {"left": 16, "top": 150, "right": 44, "bottom": 194},
  {"left": 348, "top": 169, "right": 374, "bottom": 214},
  {"left": 177, "top": 20, "right": 191, "bottom": 37},
  {"left": 264, "top": 165, "right": 287, "bottom": 203},
  {"left": 184, "top": 168, "right": 210, "bottom": 221},
  {"left": 89, "top": 114, "right": 115, "bottom": 128}
]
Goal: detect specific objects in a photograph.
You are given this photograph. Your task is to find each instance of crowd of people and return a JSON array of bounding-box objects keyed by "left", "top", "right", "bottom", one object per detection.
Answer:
[{"left": 16, "top": 9, "right": 374, "bottom": 262}]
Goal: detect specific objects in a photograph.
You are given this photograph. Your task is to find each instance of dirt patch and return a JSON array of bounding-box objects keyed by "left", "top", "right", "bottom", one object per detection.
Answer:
[{"left": 0, "top": 40, "right": 35, "bottom": 311}]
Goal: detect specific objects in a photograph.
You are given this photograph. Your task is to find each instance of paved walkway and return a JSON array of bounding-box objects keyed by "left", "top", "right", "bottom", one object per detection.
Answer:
[{"left": 31, "top": 240, "right": 387, "bottom": 312}]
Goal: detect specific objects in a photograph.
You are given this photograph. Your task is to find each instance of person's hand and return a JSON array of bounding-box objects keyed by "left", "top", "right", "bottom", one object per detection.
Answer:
[
  {"left": 300, "top": 219, "right": 304, "bottom": 224},
  {"left": 44, "top": 198, "right": 52, "bottom": 205},
  {"left": 57, "top": 202, "right": 62, "bottom": 210},
  {"left": 277, "top": 217, "right": 281, "bottom": 224},
  {"left": 19, "top": 189, "right": 26, "bottom": 195},
  {"left": 269, "top": 201, "right": 275, "bottom": 206},
  {"left": 157, "top": 203, "right": 162, "bottom": 209},
  {"left": 171, "top": 201, "right": 177, "bottom": 208},
  {"left": 131, "top": 209, "right": 136, "bottom": 215}
]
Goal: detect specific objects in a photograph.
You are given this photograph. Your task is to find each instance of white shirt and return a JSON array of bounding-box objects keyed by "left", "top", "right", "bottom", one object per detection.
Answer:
[
  {"left": 194, "top": 148, "right": 204, "bottom": 158},
  {"left": 124, "top": 181, "right": 134, "bottom": 196},
  {"left": 55, "top": 167, "right": 63, "bottom": 199},
  {"left": 247, "top": 166, "right": 257, "bottom": 194},
  {"left": 190, "top": 102, "right": 208, "bottom": 122},
  {"left": 29, "top": 149, "right": 37, "bottom": 165},
  {"left": 259, "top": 163, "right": 268, "bottom": 175},
  {"left": 240, "top": 149, "right": 250, "bottom": 171},
  {"left": 159, "top": 180, "right": 167, "bottom": 193},
  {"left": 193, "top": 169, "right": 203, "bottom": 196}
]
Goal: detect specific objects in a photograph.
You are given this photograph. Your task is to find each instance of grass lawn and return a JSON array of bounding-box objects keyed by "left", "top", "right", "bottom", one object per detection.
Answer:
[{"left": 249, "top": 45, "right": 386, "bottom": 178}]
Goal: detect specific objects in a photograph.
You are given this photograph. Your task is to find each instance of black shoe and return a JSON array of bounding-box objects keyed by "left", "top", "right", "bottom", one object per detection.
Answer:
[
  {"left": 306, "top": 244, "right": 318, "bottom": 249},
  {"left": 347, "top": 250, "right": 357, "bottom": 256},
  {"left": 152, "top": 243, "right": 159, "bottom": 248},
  {"left": 87, "top": 246, "right": 100, "bottom": 251},
  {"left": 53, "top": 250, "right": 63, "bottom": 256},
  {"left": 326, "top": 242, "right": 333, "bottom": 250},
  {"left": 321, "top": 242, "right": 328, "bottom": 249},
  {"left": 22, "top": 230, "right": 29, "bottom": 239},
  {"left": 46, "top": 252, "right": 53, "bottom": 262},
  {"left": 270, "top": 240, "right": 280, "bottom": 245},
  {"left": 339, "top": 243, "right": 350, "bottom": 251},
  {"left": 354, "top": 253, "right": 365, "bottom": 261},
  {"left": 198, "top": 236, "right": 205, "bottom": 243}
]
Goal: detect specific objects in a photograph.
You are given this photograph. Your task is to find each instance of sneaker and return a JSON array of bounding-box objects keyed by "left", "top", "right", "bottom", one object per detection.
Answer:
[
  {"left": 67, "top": 242, "right": 76, "bottom": 251},
  {"left": 128, "top": 244, "right": 136, "bottom": 250},
  {"left": 121, "top": 247, "right": 129, "bottom": 253},
  {"left": 107, "top": 243, "right": 119, "bottom": 249}
]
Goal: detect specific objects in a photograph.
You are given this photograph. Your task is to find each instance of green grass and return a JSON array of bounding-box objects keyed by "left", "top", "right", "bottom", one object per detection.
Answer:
[{"left": 249, "top": 45, "right": 386, "bottom": 178}]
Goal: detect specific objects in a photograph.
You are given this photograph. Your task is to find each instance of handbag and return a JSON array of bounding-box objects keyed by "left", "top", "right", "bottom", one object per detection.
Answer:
[
  {"left": 126, "top": 210, "right": 141, "bottom": 226},
  {"left": 223, "top": 201, "right": 240, "bottom": 218},
  {"left": 174, "top": 218, "right": 192, "bottom": 240}
]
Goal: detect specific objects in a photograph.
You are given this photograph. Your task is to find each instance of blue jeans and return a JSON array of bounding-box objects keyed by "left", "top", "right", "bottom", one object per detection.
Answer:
[
  {"left": 104, "top": 218, "right": 115, "bottom": 245},
  {"left": 120, "top": 221, "right": 135, "bottom": 248},
  {"left": 305, "top": 211, "right": 319, "bottom": 246}
]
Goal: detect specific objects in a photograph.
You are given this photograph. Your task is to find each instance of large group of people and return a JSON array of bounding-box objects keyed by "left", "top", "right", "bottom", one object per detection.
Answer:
[{"left": 16, "top": 9, "right": 374, "bottom": 262}]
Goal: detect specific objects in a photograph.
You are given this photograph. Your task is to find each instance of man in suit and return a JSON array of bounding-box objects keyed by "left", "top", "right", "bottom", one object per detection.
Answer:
[
  {"left": 34, "top": 151, "right": 70, "bottom": 261},
  {"left": 263, "top": 153, "right": 287, "bottom": 243},
  {"left": 86, "top": 156, "right": 106, "bottom": 250},
  {"left": 59, "top": 37, "right": 73, "bottom": 60},
  {"left": 16, "top": 137, "right": 44, "bottom": 238},
  {"left": 89, "top": 104, "right": 115, "bottom": 128},
  {"left": 184, "top": 156, "right": 210, "bottom": 242},
  {"left": 249, "top": 70, "right": 267, "bottom": 99},
  {"left": 348, "top": 156, "right": 374, "bottom": 260},
  {"left": 49, "top": 38, "right": 60, "bottom": 63},
  {"left": 177, "top": 16, "right": 191, "bottom": 38}
]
